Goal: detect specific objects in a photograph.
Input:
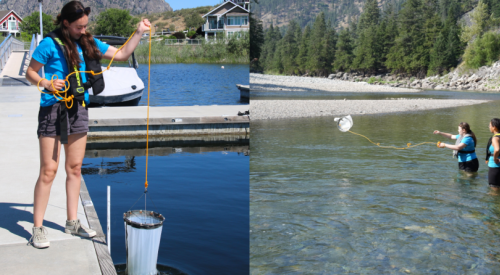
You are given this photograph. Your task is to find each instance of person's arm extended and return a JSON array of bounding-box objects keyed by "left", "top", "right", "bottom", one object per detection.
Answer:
[
  {"left": 25, "top": 59, "right": 65, "bottom": 91},
  {"left": 433, "top": 130, "right": 455, "bottom": 139},
  {"left": 102, "top": 19, "right": 151, "bottom": 62},
  {"left": 493, "top": 137, "right": 500, "bottom": 164},
  {"left": 439, "top": 142, "right": 466, "bottom": 150}
]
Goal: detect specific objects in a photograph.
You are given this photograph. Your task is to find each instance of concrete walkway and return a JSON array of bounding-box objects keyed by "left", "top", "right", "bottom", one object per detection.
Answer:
[{"left": 0, "top": 86, "right": 101, "bottom": 274}]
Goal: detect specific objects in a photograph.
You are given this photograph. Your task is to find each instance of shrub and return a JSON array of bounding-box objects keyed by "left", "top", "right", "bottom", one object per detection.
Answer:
[
  {"left": 172, "top": 32, "right": 186, "bottom": 39},
  {"left": 464, "top": 31, "right": 500, "bottom": 69}
]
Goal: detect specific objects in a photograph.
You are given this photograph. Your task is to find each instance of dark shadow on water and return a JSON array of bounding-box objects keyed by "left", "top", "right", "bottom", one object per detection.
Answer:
[{"left": 0, "top": 203, "right": 65, "bottom": 240}]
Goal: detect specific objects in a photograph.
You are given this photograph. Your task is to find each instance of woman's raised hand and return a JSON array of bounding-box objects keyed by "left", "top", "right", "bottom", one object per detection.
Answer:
[
  {"left": 138, "top": 19, "right": 151, "bottom": 34},
  {"left": 433, "top": 130, "right": 440, "bottom": 134}
]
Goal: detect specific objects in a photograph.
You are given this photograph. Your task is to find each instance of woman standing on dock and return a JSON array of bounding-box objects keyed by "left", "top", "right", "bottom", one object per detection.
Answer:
[
  {"left": 486, "top": 118, "right": 500, "bottom": 189},
  {"left": 25, "top": 1, "right": 150, "bottom": 248},
  {"left": 433, "top": 122, "right": 479, "bottom": 173}
]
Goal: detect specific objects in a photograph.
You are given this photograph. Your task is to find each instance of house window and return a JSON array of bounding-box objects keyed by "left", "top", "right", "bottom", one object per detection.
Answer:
[
  {"left": 9, "top": 21, "right": 15, "bottom": 30},
  {"left": 3, "top": 22, "right": 6, "bottom": 29},
  {"left": 227, "top": 16, "right": 248, "bottom": 26}
]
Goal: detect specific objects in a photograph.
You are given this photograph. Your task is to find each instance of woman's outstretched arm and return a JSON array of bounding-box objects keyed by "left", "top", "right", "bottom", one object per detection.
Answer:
[
  {"left": 433, "top": 130, "right": 456, "bottom": 140},
  {"left": 101, "top": 19, "right": 151, "bottom": 62}
]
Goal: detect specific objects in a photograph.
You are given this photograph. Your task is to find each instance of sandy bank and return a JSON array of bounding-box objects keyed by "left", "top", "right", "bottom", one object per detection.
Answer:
[
  {"left": 250, "top": 73, "right": 419, "bottom": 93},
  {"left": 250, "top": 99, "right": 490, "bottom": 120}
]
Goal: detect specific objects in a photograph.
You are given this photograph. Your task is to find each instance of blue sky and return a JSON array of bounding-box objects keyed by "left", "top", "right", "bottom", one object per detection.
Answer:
[{"left": 167, "top": 0, "right": 222, "bottom": 11}]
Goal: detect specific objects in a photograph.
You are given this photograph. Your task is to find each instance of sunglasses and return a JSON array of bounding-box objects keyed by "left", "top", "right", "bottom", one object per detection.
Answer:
[{"left": 75, "top": 7, "right": 91, "bottom": 15}]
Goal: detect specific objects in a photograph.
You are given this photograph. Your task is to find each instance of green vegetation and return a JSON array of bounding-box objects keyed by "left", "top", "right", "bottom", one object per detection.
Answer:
[
  {"left": 252, "top": 0, "right": 500, "bottom": 77},
  {"left": 19, "top": 12, "right": 55, "bottom": 41},
  {"left": 94, "top": 8, "right": 139, "bottom": 36},
  {"left": 134, "top": 32, "right": 249, "bottom": 64}
]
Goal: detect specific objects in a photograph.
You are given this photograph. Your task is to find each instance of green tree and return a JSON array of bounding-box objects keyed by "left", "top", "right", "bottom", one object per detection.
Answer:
[
  {"left": 250, "top": 11, "right": 264, "bottom": 62},
  {"left": 351, "top": 0, "right": 382, "bottom": 73},
  {"left": 280, "top": 20, "right": 300, "bottom": 74},
  {"left": 94, "top": 9, "right": 139, "bottom": 36},
  {"left": 307, "top": 12, "right": 328, "bottom": 76},
  {"left": 184, "top": 12, "right": 205, "bottom": 29},
  {"left": 296, "top": 25, "right": 311, "bottom": 74},
  {"left": 461, "top": 0, "right": 490, "bottom": 43},
  {"left": 19, "top": 12, "right": 55, "bottom": 38},
  {"left": 333, "top": 28, "right": 354, "bottom": 72}
]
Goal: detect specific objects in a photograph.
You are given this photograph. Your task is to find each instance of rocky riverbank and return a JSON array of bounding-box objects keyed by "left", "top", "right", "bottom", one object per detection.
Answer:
[{"left": 326, "top": 61, "right": 500, "bottom": 92}]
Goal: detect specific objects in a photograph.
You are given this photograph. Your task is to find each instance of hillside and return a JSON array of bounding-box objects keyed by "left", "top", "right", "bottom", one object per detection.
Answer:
[
  {"left": 134, "top": 6, "right": 215, "bottom": 33},
  {"left": 252, "top": 0, "right": 478, "bottom": 29},
  {"left": 0, "top": 0, "right": 173, "bottom": 21}
]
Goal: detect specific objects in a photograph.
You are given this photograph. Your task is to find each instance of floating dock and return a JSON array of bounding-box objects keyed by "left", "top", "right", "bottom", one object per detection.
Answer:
[
  {"left": 237, "top": 84, "right": 249, "bottom": 100},
  {"left": 0, "top": 85, "right": 249, "bottom": 274}
]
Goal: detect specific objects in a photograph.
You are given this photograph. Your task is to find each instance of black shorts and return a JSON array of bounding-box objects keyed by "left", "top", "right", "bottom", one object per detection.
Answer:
[
  {"left": 458, "top": 158, "right": 479, "bottom": 172},
  {"left": 37, "top": 101, "right": 89, "bottom": 138},
  {"left": 489, "top": 167, "right": 500, "bottom": 187}
]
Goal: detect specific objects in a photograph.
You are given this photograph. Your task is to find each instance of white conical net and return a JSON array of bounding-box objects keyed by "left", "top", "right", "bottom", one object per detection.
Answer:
[{"left": 334, "top": 115, "right": 353, "bottom": 132}]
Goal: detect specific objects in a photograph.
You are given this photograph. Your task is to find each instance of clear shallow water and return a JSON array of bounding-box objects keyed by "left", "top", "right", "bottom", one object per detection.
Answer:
[
  {"left": 82, "top": 146, "right": 249, "bottom": 275},
  {"left": 250, "top": 100, "right": 500, "bottom": 274},
  {"left": 134, "top": 63, "right": 249, "bottom": 106}
]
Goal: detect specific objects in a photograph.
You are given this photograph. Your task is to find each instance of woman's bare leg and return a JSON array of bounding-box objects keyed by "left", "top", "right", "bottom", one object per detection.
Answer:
[
  {"left": 64, "top": 133, "right": 87, "bottom": 221},
  {"left": 34, "top": 136, "right": 61, "bottom": 227}
]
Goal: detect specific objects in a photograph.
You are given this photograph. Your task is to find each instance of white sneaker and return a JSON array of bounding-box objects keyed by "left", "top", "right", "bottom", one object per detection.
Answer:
[
  {"left": 65, "top": 219, "right": 96, "bottom": 238},
  {"left": 28, "top": 226, "right": 50, "bottom": 248}
]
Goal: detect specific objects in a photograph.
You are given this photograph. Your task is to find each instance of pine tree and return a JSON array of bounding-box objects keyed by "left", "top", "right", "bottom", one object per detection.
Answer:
[
  {"left": 307, "top": 12, "right": 328, "bottom": 76},
  {"left": 333, "top": 28, "right": 354, "bottom": 72},
  {"left": 351, "top": 0, "right": 382, "bottom": 73},
  {"left": 296, "top": 25, "right": 311, "bottom": 74},
  {"left": 281, "top": 20, "right": 300, "bottom": 75}
]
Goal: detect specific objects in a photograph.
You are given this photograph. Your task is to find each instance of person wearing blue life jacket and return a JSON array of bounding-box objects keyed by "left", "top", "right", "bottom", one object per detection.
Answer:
[
  {"left": 24, "top": 1, "right": 150, "bottom": 249},
  {"left": 486, "top": 118, "right": 500, "bottom": 189},
  {"left": 433, "top": 122, "right": 479, "bottom": 173}
]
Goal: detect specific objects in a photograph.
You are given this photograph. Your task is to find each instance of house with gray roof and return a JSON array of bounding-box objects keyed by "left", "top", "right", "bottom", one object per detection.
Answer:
[{"left": 202, "top": 0, "right": 250, "bottom": 39}]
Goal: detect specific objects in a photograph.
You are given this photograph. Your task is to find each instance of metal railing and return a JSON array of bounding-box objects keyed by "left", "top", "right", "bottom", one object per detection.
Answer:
[
  {"left": 164, "top": 39, "right": 204, "bottom": 45},
  {"left": 0, "top": 26, "right": 20, "bottom": 31},
  {"left": 202, "top": 22, "right": 224, "bottom": 31},
  {"left": 0, "top": 34, "right": 25, "bottom": 71}
]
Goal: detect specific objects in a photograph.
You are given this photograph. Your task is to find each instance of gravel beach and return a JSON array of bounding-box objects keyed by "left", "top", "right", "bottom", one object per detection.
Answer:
[
  {"left": 250, "top": 99, "right": 490, "bottom": 120},
  {"left": 250, "top": 73, "right": 419, "bottom": 93}
]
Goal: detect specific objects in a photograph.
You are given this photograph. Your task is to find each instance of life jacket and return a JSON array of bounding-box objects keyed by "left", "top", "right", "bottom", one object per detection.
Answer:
[
  {"left": 486, "top": 133, "right": 500, "bottom": 160},
  {"left": 47, "top": 29, "right": 105, "bottom": 144}
]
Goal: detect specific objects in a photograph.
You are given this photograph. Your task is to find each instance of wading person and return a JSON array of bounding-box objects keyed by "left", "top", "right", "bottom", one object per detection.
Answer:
[
  {"left": 433, "top": 122, "right": 479, "bottom": 173},
  {"left": 486, "top": 118, "right": 500, "bottom": 189},
  {"left": 25, "top": 1, "right": 150, "bottom": 248}
]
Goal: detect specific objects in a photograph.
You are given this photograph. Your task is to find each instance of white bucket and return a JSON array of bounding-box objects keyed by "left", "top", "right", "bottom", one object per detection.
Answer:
[
  {"left": 334, "top": 115, "right": 353, "bottom": 132},
  {"left": 124, "top": 210, "right": 165, "bottom": 275}
]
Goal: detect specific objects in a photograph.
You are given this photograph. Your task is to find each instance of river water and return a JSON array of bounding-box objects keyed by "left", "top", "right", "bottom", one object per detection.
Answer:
[
  {"left": 250, "top": 93, "right": 500, "bottom": 274},
  {"left": 135, "top": 63, "right": 249, "bottom": 106},
  {"left": 82, "top": 145, "right": 249, "bottom": 275}
]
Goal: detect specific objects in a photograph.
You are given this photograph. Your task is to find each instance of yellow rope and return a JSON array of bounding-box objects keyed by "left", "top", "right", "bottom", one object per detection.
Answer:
[
  {"left": 37, "top": 27, "right": 153, "bottom": 190},
  {"left": 347, "top": 130, "right": 439, "bottom": 149},
  {"left": 145, "top": 27, "right": 151, "bottom": 191},
  {"left": 37, "top": 30, "right": 138, "bottom": 109}
]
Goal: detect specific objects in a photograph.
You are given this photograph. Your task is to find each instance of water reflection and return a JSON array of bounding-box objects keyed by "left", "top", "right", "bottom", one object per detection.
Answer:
[
  {"left": 83, "top": 145, "right": 249, "bottom": 274},
  {"left": 250, "top": 101, "right": 500, "bottom": 274}
]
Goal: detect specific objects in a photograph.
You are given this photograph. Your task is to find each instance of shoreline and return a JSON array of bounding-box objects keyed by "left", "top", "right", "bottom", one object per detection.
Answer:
[
  {"left": 250, "top": 73, "right": 420, "bottom": 93},
  {"left": 250, "top": 99, "right": 491, "bottom": 120}
]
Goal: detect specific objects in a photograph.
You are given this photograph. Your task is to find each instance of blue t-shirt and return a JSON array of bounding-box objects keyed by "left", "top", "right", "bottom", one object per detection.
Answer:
[
  {"left": 32, "top": 37, "right": 110, "bottom": 106},
  {"left": 455, "top": 135, "right": 477, "bottom": 162},
  {"left": 489, "top": 144, "right": 500, "bottom": 168}
]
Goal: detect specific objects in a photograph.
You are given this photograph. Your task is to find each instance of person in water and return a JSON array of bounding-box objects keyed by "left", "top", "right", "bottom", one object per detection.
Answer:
[
  {"left": 25, "top": 1, "right": 150, "bottom": 248},
  {"left": 486, "top": 118, "right": 500, "bottom": 189},
  {"left": 433, "top": 122, "right": 479, "bottom": 173}
]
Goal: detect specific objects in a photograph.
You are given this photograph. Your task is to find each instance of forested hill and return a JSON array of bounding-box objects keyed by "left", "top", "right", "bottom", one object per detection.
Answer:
[
  {"left": 253, "top": 0, "right": 479, "bottom": 30},
  {"left": 0, "top": 0, "right": 173, "bottom": 21}
]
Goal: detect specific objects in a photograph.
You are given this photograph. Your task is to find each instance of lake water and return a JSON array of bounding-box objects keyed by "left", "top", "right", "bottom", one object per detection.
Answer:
[
  {"left": 134, "top": 63, "right": 249, "bottom": 106},
  {"left": 250, "top": 95, "right": 500, "bottom": 274},
  {"left": 82, "top": 145, "right": 249, "bottom": 275}
]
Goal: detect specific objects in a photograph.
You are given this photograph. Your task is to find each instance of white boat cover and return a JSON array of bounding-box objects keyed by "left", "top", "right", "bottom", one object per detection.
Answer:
[{"left": 88, "top": 66, "right": 144, "bottom": 103}]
